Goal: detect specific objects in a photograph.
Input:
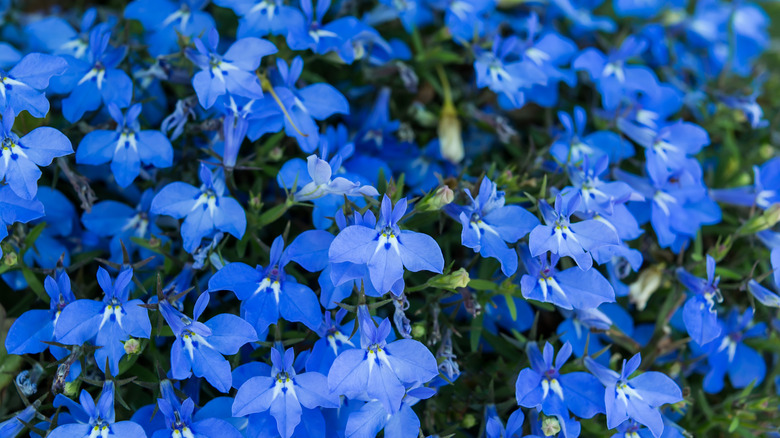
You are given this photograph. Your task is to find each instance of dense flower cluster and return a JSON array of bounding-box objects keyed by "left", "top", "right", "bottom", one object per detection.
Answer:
[{"left": 1, "top": 0, "right": 779, "bottom": 437}]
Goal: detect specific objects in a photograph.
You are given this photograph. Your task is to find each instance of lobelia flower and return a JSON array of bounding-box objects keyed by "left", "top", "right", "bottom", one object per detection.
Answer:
[
  {"left": 304, "top": 309, "right": 366, "bottom": 375},
  {"left": 585, "top": 353, "right": 683, "bottom": 438},
  {"left": 561, "top": 156, "right": 638, "bottom": 217},
  {"left": 0, "top": 404, "right": 37, "bottom": 437},
  {"left": 515, "top": 342, "right": 605, "bottom": 421},
  {"left": 185, "top": 27, "right": 277, "bottom": 109},
  {"left": 344, "top": 385, "right": 437, "bottom": 438},
  {"left": 550, "top": 106, "right": 633, "bottom": 165},
  {"left": 528, "top": 194, "right": 620, "bottom": 270},
  {"left": 0, "top": 108, "right": 73, "bottom": 199},
  {"left": 5, "top": 271, "right": 76, "bottom": 355},
  {"left": 696, "top": 308, "right": 767, "bottom": 394},
  {"left": 150, "top": 163, "right": 246, "bottom": 253},
  {"left": 76, "top": 103, "right": 173, "bottom": 187},
  {"left": 573, "top": 36, "right": 659, "bottom": 111},
  {"left": 214, "top": 0, "right": 305, "bottom": 38},
  {"left": 50, "top": 381, "right": 147, "bottom": 438},
  {"left": 208, "top": 235, "right": 323, "bottom": 332},
  {"left": 327, "top": 307, "right": 439, "bottom": 414},
  {"left": 152, "top": 379, "right": 243, "bottom": 438},
  {"left": 124, "top": 0, "right": 216, "bottom": 57},
  {"left": 549, "top": 0, "right": 616, "bottom": 33},
  {"left": 82, "top": 189, "right": 165, "bottom": 264},
  {"left": 617, "top": 117, "right": 709, "bottom": 172},
  {"left": 57, "top": 27, "right": 133, "bottom": 123},
  {"left": 233, "top": 347, "right": 339, "bottom": 438},
  {"left": 444, "top": 176, "right": 539, "bottom": 276},
  {"left": 0, "top": 52, "right": 67, "bottom": 118},
  {"left": 160, "top": 292, "right": 257, "bottom": 393},
  {"left": 0, "top": 183, "right": 44, "bottom": 256},
  {"left": 473, "top": 35, "right": 547, "bottom": 109},
  {"left": 710, "top": 157, "right": 780, "bottom": 209},
  {"left": 287, "top": 154, "right": 379, "bottom": 202},
  {"left": 271, "top": 56, "right": 350, "bottom": 153},
  {"left": 55, "top": 267, "right": 152, "bottom": 374},
  {"left": 285, "top": 0, "right": 351, "bottom": 55},
  {"left": 484, "top": 405, "right": 524, "bottom": 438},
  {"left": 675, "top": 255, "right": 723, "bottom": 346},
  {"left": 329, "top": 195, "right": 444, "bottom": 294}
]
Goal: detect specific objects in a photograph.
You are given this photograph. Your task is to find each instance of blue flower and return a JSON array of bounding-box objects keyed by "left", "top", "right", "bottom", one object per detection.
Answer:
[
  {"left": 676, "top": 255, "right": 722, "bottom": 346},
  {"left": 150, "top": 163, "right": 246, "bottom": 253},
  {"left": 0, "top": 52, "right": 67, "bottom": 118},
  {"left": 76, "top": 103, "right": 173, "bottom": 187},
  {"left": 153, "top": 379, "right": 244, "bottom": 438},
  {"left": 520, "top": 245, "right": 616, "bottom": 311},
  {"left": 287, "top": 154, "right": 379, "bottom": 202},
  {"left": 344, "top": 385, "right": 437, "bottom": 438},
  {"left": 161, "top": 292, "right": 257, "bottom": 393},
  {"left": 697, "top": 308, "right": 767, "bottom": 394},
  {"left": 271, "top": 56, "right": 350, "bottom": 152},
  {"left": 327, "top": 307, "right": 439, "bottom": 414},
  {"left": 124, "top": 0, "right": 216, "bottom": 57},
  {"left": 573, "top": 36, "right": 659, "bottom": 110},
  {"left": 473, "top": 35, "right": 547, "bottom": 108},
  {"left": 585, "top": 353, "right": 683, "bottom": 438},
  {"left": 329, "top": 194, "right": 444, "bottom": 294},
  {"left": 618, "top": 118, "right": 709, "bottom": 172},
  {"left": 285, "top": 0, "right": 350, "bottom": 55},
  {"left": 57, "top": 27, "right": 133, "bottom": 123},
  {"left": 5, "top": 271, "right": 76, "bottom": 355},
  {"left": 550, "top": 106, "right": 633, "bottom": 165},
  {"left": 54, "top": 267, "right": 152, "bottom": 374},
  {"left": 549, "top": 0, "right": 616, "bottom": 33},
  {"left": 0, "top": 108, "right": 73, "bottom": 199},
  {"left": 82, "top": 189, "right": 165, "bottom": 264},
  {"left": 529, "top": 194, "right": 620, "bottom": 270},
  {"left": 0, "top": 404, "right": 36, "bottom": 438},
  {"left": 233, "top": 347, "right": 339, "bottom": 438},
  {"left": 516, "top": 342, "right": 605, "bottom": 420},
  {"left": 0, "top": 184, "right": 44, "bottom": 256},
  {"left": 208, "top": 235, "right": 323, "bottom": 332},
  {"left": 214, "top": 0, "right": 304, "bottom": 38},
  {"left": 50, "top": 381, "right": 148, "bottom": 438},
  {"left": 445, "top": 176, "right": 538, "bottom": 276},
  {"left": 710, "top": 157, "right": 780, "bottom": 209},
  {"left": 186, "top": 28, "right": 277, "bottom": 109},
  {"left": 484, "top": 405, "right": 524, "bottom": 438}
]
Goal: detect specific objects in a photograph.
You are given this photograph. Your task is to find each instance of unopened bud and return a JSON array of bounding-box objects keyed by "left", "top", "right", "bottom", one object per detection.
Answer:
[
  {"left": 411, "top": 324, "right": 426, "bottom": 339},
  {"left": 429, "top": 268, "right": 470, "bottom": 290},
  {"left": 4, "top": 251, "right": 17, "bottom": 266},
  {"left": 63, "top": 381, "right": 79, "bottom": 397},
  {"left": 438, "top": 102, "right": 464, "bottom": 164},
  {"left": 124, "top": 338, "right": 142, "bottom": 355},
  {"left": 269, "top": 146, "right": 284, "bottom": 161},
  {"left": 541, "top": 416, "right": 561, "bottom": 436},
  {"left": 420, "top": 186, "right": 454, "bottom": 212},
  {"left": 461, "top": 414, "right": 477, "bottom": 429},
  {"left": 629, "top": 264, "right": 665, "bottom": 311}
]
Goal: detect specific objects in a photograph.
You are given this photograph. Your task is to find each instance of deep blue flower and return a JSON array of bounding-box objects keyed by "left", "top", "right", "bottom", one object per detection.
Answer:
[
  {"left": 125, "top": 0, "right": 215, "bottom": 57},
  {"left": 56, "top": 27, "right": 133, "bottom": 122},
  {"left": 152, "top": 379, "right": 244, "bottom": 438},
  {"left": 186, "top": 28, "right": 277, "bottom": 109},
  {"left": 161, "top": 292, "right": 257, "bottom": 393},
  {"left": 327, "top": 307, "right": 439, "bottom": 414},
  {"left": 550, "top": 106, "right": 633, "bottom": 165},
  {"left": 0, "top": 183, "right": 44, "bottom": 256},
  {"left": 214, "top": 0, "right": 304, "bottom": 38},
  {"left": 233, "top": 347, "right": 339, "bottom": 438},
  {"left": 529, "top": 194, "right": 620, "bottom": 270},
  {"left": 516, "top": 342, "right": 605, "bottom": 420},
  {"left": 0, "top": 404, "right": 37, "bottom": 437},
  {"left": 484, "top": 405, "right": 524, "bottom": 438},
  {"left": 618, "top": 118, "right": 709, "bottom": 172},
  {"left": 676, "top": 255, "right": 722, "bottom": 346},
  {"left": 76, "top": 103, "right": 173, "bottom": 187},
  {"left": 50, "top": 381, "right": 147, "bottom": 438},
  {"left": 573, "top": 36, "right": 659, "bottom": 111},
  {"left": 696, "top": 308, "right": 767, "bottom": 394},
  {"left": 444, "top": 176, "right": 538, "bottom": 276},
  {"left": 710, "top": 157, "right": 780, "bottom": 209},
  {"left": 285, "top": 0, "right": 350, "bottom": 55},
  {"left": 5, "top": 271, "right": 76, "bottom": 355},
  {"left": 473, "top": 35, "right": 547, "bottom": 109},
  {"left": 150, "top": 163, "right": 246, "bottom": 253},
  {"left": 329, "top": 194, "right": 444, "bottom": 294},
  {"left": 344, "top": 385, "right": 436, "bottom": 438},
  {"left": 585, "top": 353, "right": 683, "bottom": 438},
  {"left": 0, "top": 108, "right": 73, "bottom": 200},
  {"left": 0, "top": 52, "right": 67, "bottom": 118},
  {"left": 208, "top": 235, "right": 323, "bottom": 332},
  {"left": 55, "top": 267, "right": 152, "bottom": 374},
  {"left": 271, "top": 56, "right": 350, "bottom": 152}
]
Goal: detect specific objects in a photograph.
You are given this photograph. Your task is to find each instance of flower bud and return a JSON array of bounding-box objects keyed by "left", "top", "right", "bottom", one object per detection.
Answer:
[
  {"left": 419, "top": 186, "right": 454, "bottom": 212},
  {"left": 461, "top": 414, "right": 477, "bottom": 429},
  {"left": 629, "top": 264, "right": 665, "bottom": 311},
  {"left": 63, "top": 381, "right": 80, "bottom": 397},
  {"left": 438, "top": 102, "right": 464, "bottom": 164},
  {"left": 4, "top": 251, "right": 17, "bottom": 266},
  {"left": 541, "top": 416, "right": 561, "bottom": 436},
  {"left": 124, "top": 338, "right": 142, "bottom": 355}
]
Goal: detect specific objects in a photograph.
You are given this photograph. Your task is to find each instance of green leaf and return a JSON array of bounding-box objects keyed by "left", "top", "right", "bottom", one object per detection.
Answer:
[
  {"left": 468, "top": 279, "right": 496, "bottom": 291},
  {"left": 22, "top": 267, "right": 48, "bottom": 302},
  {"left": 470, "top": 313, "right": 484, "bottom": 353}
]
